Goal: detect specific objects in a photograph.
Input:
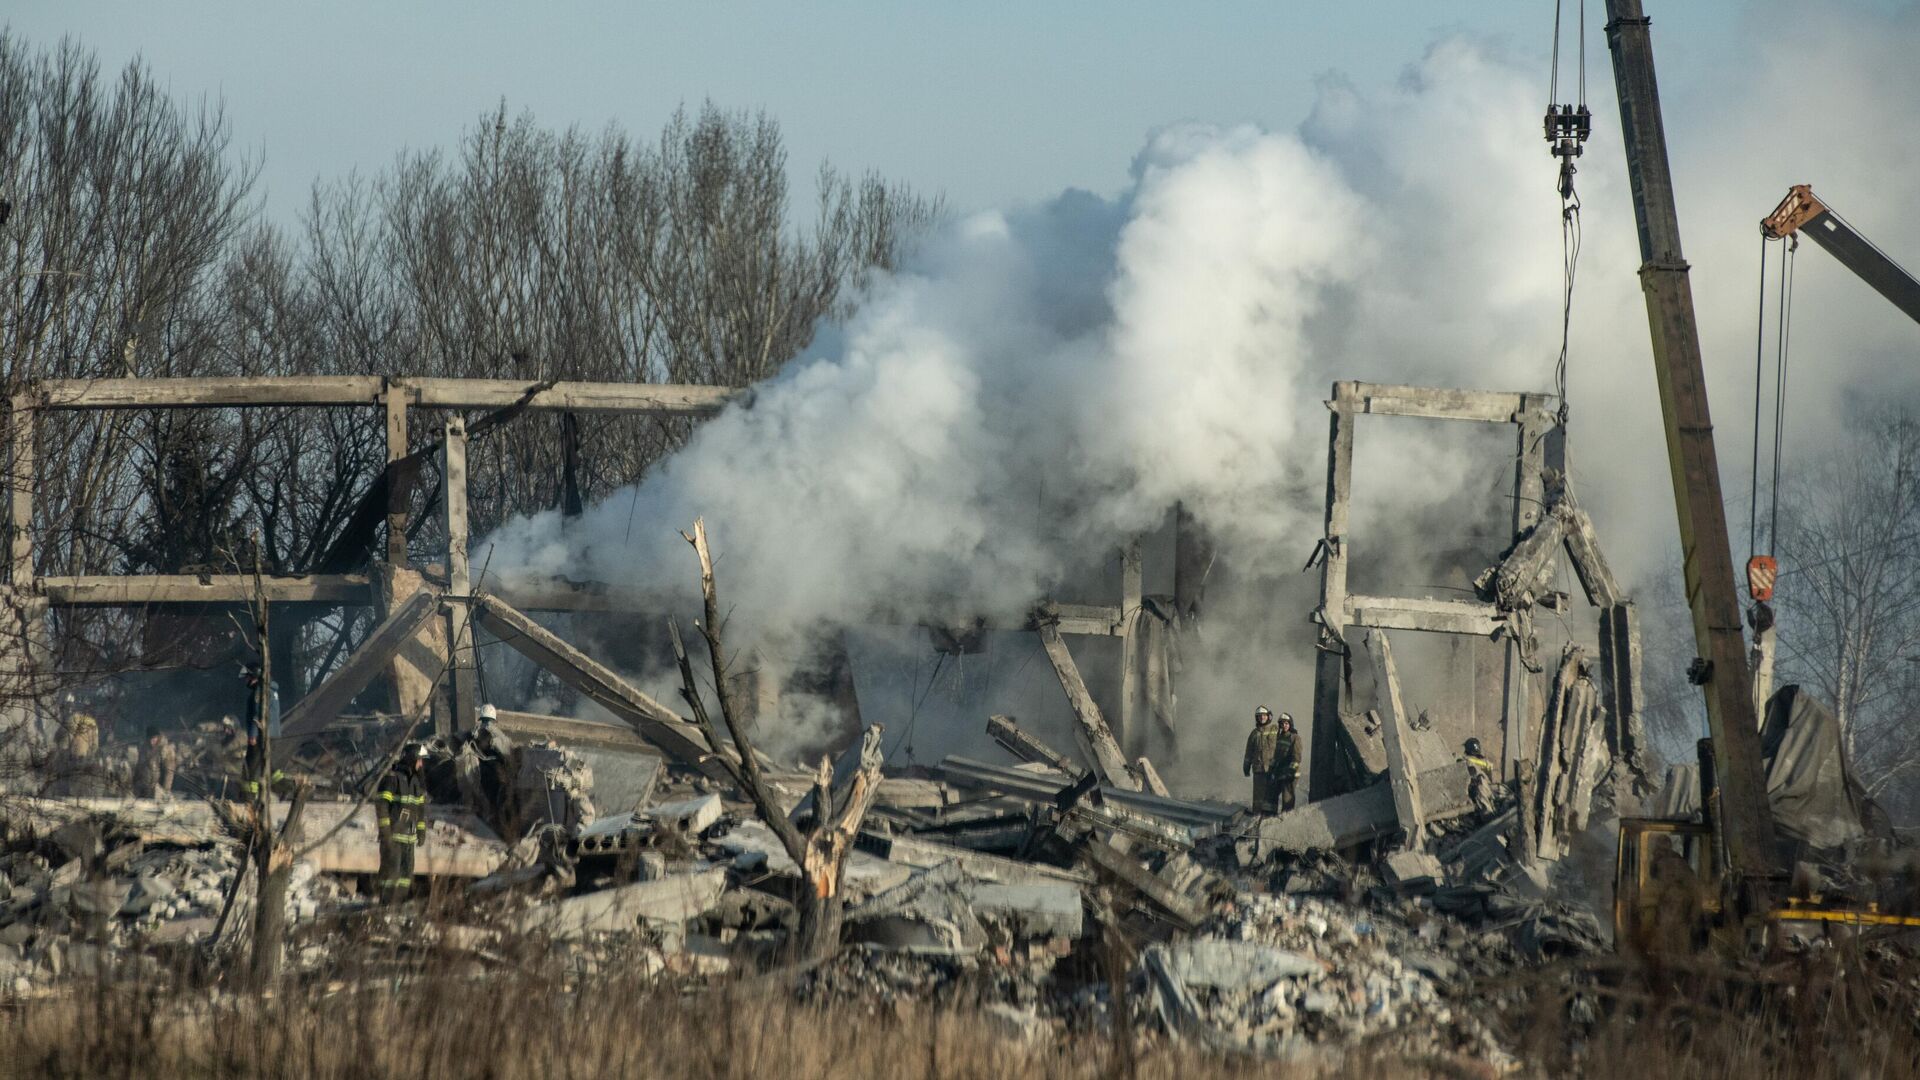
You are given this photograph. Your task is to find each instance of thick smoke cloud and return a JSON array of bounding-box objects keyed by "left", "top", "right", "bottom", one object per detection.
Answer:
[{"left": 485, "top": 8, "right": 1920, "bottom": 788}]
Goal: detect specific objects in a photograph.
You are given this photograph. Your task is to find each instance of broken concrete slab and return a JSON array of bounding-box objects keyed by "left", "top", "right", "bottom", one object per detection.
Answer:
[
  {"left": 1077, "top": 835, "right": 1204, "bottom": 932},
  {"left": 287, "top": 801, "right": 507, "bottom": 878},
  {"left": 1229, "top": 763, "right": 1477, "bottom": 864},
  {"left": 4, "top": 797, "right": 225, "bottom": 849},
  {"left": 845, "top": 863, "right": 1084, "bottom": 956},
  {"left": 933, "top": 756, "right": 1236, "bottom": 830},
  {"left": 578, "top": 794, "right": 725, "bottom": 857},
  {"left": 1152, "top": 938, "right": 1320, "bottom": 990},
  {"left": 568, "top": 745, "right": 664, "bottom": 817},
  {"left": 712, "top": 821, "right": 914, "bottom": 898},
  {"left": 856, "top": 830, "right": 1092, "bottom": 887},
  {"left": 970, "top": 881, "right": 1083, "bottom": 940},
  {"left": 845, "top": 863, "right": 988, "bottom": 955},
  {"left": 518, "top": 867, "right": 727, "bottom": 940},
  {"left": 1382, "top": 850, "right": 1445, "bottom": 890},
  {"left": 636, "top": 794, "right": 723, "bottom": 835}
]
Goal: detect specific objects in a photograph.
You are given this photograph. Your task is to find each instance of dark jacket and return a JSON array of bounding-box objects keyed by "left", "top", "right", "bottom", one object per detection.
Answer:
[{"left": 376, "top": 765, "right": 430, "bottom": 845}]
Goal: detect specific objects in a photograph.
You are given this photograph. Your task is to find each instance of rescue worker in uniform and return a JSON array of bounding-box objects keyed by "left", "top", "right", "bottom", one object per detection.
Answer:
[
  {"left": 1243, "top": 707, "right": 1300, "bottom": 814},
  {"left": 1464, "top": 737, "right": 1498, "bottom": 817},
  {"left": 376, "top": 742, "right": 431, "bottom": 903},
  {"left": 132, "top": 726, "right": 180, "bottom": 799},
  {"left": 241, "top": 662, "right": 286, "bottom": 799},
  {"left": 1274, "top": 713, "right": 1300, "bottom": 811}
]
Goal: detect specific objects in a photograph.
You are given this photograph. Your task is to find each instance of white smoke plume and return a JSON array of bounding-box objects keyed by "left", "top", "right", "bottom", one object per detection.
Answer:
[{"left": 485, "top": 8, "right": 1920, "bottom": 792}]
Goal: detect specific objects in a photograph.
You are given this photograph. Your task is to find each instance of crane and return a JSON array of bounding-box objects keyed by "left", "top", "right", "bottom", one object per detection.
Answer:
[
  {"left": 1761, "top": 184, "right": 1920, "bottom": 328},
  {"left": 1600, "top": 5, "right": 1920, "bottom": 950},
  {"left": 1601, "top": 0, "right": 1778, "bottom": 887}
]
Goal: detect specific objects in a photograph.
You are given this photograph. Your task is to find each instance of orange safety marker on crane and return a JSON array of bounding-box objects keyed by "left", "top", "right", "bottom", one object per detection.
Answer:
[{"left": 1747, "top": 555, "right": 1778, "bottom": 602}]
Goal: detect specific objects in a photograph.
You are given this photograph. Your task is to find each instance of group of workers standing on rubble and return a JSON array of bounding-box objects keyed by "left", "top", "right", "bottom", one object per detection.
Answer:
[{"left": 1242, "top": 706, "right": 1501, "bottom": 818}]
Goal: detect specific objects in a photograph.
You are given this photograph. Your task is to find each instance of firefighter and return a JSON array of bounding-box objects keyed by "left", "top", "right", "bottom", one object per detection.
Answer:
[
  {"left": 1243, "top": 707, "right": 1300, "bottom": 814},
  {"left": 1464, "top": 737, "right": 1497, "bottom": 816},
  {"left": 376, "top": 742, "right": 431, "bottom": 903},
  {"left": 241, "top": 662, "right": 286, "bottom": 799},
  {"left": 1274, "top": 713, "right": 1301, "bottom": 811},
  {"left": 132, "top": 726, "right": 179, "bottom": 799}
]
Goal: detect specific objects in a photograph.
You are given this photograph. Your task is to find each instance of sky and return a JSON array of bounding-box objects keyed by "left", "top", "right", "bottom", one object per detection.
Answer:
[{"left": 6, "top": 1, "right": 1768, "bottom": 221}]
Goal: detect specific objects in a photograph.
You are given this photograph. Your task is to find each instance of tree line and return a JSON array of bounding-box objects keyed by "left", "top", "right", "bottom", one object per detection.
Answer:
[{"left": 0, "top": 32, "right": 938, "bottom": 703}]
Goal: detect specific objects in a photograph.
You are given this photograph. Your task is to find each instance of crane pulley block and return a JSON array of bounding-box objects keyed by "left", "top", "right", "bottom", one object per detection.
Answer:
[{"left": 1544, "top": 103, "right": 1593, "bottom": 159}]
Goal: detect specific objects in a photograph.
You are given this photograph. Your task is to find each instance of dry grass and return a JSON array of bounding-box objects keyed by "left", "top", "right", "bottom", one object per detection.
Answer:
[
  {"left": 0, "top": 966, "right": 1291, "bottom": 1080},
  {"left": 4, "top": 929, "right": 1920, "bottom": 1079}
]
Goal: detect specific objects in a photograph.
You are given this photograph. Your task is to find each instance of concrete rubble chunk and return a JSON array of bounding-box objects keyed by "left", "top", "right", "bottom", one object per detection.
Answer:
[
  {"left": 288, "top": 801, "right": 507, "bottom": 878},
  {"left": 1382, "top": 850, "right": 1445, "bottom": 890},
  {"left": 1153, "top": 938, "right": 1320, "bottom": 990},
  {"left": 567, "top": 746, "right": 665, "bottom": 817},
  {"left": 711, "top": 821, "right": 914, "bottom": 898},
  {"left": 846, "top": 862, "right": 1084, "bottom": 955},
  {"left": 857, "top": 830, "right": 1091, "bottom": 887},
  {"left": 636, "top": 793, "right": 723, "bottom": 835},
  {"left": 1232, "top": 763, "right": 1477, "bottom": 866},
  {"left": 518, "top": 867, "right": 727, "bottom": 940},
  {"left": 967, "top": 882, "right": 1083, "bottom": 940}
]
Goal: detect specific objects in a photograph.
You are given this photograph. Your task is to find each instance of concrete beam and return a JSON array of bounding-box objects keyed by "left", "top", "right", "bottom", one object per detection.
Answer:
[
  {"left": 1036, "top": 623, "right": 1138, "bottom": 790},
  {"left": 986, "top": 714, "right": 1081, "bottom": 777},
  {"left": 1334, "top": 382, "right": 1556, "bottom": 425},
  {"left": 492, "top": 709, "right": 650, "bottom": 750},
  {"left": 1030, "top": 602, "right": 1124, "bottom": 637},
  {"left": 518, "top": 868, "right": 728, "bottom": 939},
  {"left": 468, "top": 594, "right": 730, "bottom": 778},
  {"left": 1309, "top": 383, "right": 1358, "bottom": 802},
  {"left": 30, "top": 376, "right": 734, "bottom": 415},
  {"left": 1344, "top": 594, "right": 1503, "bottom": 636},
  {"left": 9, "top": 395, "right": 32, "bottom": 588},
  {"left": 39, "top": 574, "right": 373, "bottom": 606},
  {"left": 277, "top": 589, "right": 442, "bottom": 741},
  {"left": 440, "top": 421, "right": 478, "bottom": 735},
  {"left": 1364, "top": 631, "right": 1425, "bottom": 843},
  {"left": 1233, "top": 762, "right": 1476, "bottom": 859}
]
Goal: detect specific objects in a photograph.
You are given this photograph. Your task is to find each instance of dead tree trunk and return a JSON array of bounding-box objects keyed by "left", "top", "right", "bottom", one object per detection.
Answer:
[
  {"left": 675, "top": 518, "right": 883, "bottom": 962},
  {"left": 249, "top": 783, "right": 308, "bottom": 987}
]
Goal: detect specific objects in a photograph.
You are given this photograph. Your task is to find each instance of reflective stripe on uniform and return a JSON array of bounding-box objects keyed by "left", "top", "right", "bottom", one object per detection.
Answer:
[
  {"left": 379, "top": 878, "right": 411, "bottom": 888},
  {"left": 378, "top": 817, "right": 391, "bottom": 827},
  {"left": 390, "top": 834, "right": 417, "bottom": 846},
  {"left": 379, "top": 791, "right": 396, "bottom": 802}
]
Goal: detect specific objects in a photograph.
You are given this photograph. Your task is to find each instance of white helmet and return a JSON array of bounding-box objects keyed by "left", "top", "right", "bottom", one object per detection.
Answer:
[{"left": 477, "top": 703, "right": 498, "bottom": 722}]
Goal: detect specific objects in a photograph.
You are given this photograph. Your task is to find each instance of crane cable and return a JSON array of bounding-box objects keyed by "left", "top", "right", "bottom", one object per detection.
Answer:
[
  {"left": 1749, "top": 231, "right": 1798, "bottom": 558},
  {"left": 1546, "top": 0, "right": 1590, "bottom": 421}
]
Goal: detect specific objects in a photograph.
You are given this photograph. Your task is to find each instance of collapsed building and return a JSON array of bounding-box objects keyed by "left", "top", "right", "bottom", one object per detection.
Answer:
[{"left": 0, "top": 374, "right": 1672, "bottom": 1064}]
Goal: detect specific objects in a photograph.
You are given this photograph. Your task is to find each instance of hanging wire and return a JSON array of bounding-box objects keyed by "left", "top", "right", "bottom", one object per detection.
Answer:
[
  {"left": 1545, "top": 0, "right": 1590, "bottom": 420},
  {"left": 1770, "top": 238, "right": 1797, "bottom": 550},
  {"left": 1553, "top": 183, "right": 1582, "bottom": 413},
  {"left": 1549, "top": 0, "right": 1564, "bottom": 104},
  {"left": 886, "top": 641, "right": 948, "bottom": 763},
  {"left": 1750, "top": 233, "right": 1770, "bottom": 555}
]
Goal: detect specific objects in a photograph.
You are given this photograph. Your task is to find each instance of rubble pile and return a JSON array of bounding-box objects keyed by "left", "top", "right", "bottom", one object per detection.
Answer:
[{"left": 0, "top": 697, "right": 1631, "bottom": 1072}]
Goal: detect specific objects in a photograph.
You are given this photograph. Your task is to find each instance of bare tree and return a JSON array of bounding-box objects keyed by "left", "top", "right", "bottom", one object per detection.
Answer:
[
  {"left": 673, "top": 518, "right": 882, "bottom": 960},
  {"left": 0, "top": 29, "right": 939, "bottom": 753},
  {"left": 1772, "top": 406, "right": 1920, "bottom": 811}
]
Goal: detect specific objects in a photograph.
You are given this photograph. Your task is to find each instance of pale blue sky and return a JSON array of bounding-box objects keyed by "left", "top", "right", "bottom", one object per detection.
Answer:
[{"left": 5, "top": 1, "right": 1762, "bottom": 220}]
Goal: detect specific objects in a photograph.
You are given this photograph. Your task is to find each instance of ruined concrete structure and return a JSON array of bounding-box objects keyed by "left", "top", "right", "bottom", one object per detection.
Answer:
[
  {"left": 1305, "top": 380, "right": 1648, "bottom": 858},
  {"left": 0, "top": 376, "right": 1182, "bottom": 784}
]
